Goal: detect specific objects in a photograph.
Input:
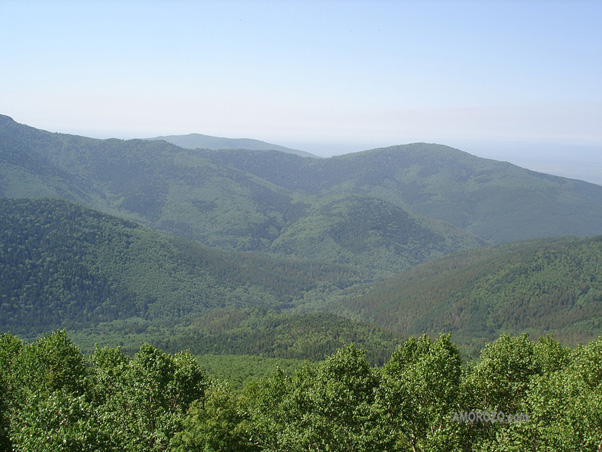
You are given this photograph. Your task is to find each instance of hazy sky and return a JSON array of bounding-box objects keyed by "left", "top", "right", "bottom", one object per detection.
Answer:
[{"left": 1, "top": 1, "right": 601, "bottom": 181}]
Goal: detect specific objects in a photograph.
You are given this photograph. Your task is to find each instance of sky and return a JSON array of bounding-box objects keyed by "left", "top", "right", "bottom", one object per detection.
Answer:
[{"left": 1, "top": 0, "right": 602, "bottom": 183}]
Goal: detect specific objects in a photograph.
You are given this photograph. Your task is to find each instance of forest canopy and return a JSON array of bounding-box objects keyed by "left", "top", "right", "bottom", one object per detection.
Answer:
[{"left": 1, "top": 330, "right": 600, "bottom": 451}]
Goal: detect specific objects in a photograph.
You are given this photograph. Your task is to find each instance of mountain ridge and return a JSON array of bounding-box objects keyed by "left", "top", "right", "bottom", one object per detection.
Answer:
[
  {"left": 0, "top": 114, "right": 487, "bottom": 275},
  {"left": 0, "top": 197, "right": 372, "bottom": 333},
  {"left": 199, "top": 144, "right": 602, "bottom": 243},
  {"left": 2, "top": 113, "right": 602, "bottom": 271},
  {"left": 147, "top": 132, "right": 318, "bottom": 158}
]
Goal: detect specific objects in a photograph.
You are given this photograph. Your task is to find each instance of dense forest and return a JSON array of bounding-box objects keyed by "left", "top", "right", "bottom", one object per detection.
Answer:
[
  {"left": 0, "top": 198, "right": 371, "bottom": 333},
  {"left": 1, "top": 330, "right": 600, "bottom": 451},
  {"left": 336, "top": 235, "right": 602, "bottom": 346},
  {"left": 2, "top": 197, "right": 602, "bottom": 364}
]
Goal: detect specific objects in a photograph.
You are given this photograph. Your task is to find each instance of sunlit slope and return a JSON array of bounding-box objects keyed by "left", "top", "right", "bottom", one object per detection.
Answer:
[
  {"left": 0, "top": 114, "right": 302, "bottom": 249},
  {"left": 269, "top": 193, "right": 485, "bottom": 275},
  {"left": 335, "top": 236, "right": 602, "bottom": 343}
]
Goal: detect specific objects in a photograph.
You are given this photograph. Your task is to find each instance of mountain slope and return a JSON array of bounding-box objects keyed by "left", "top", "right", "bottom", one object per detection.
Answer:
[
  {"left": 269, "top": 193, "right": 486, "bottom": 273},
  {"left": 0, "top": 115, "right": 484, "bottom": 275},
  {"left": 200, "top": 144, "right": 602, "bottom": 243},
  {"left": 147, "top": 132, "right": 317, "bottom": 158},
  {"left": 333, "top": 236, "right": 602, "bottom": 344},
  {"left": 0, "top": 197, "right": 404, "bottom": 362},
  {"left": 3, "top": 114, "right": 602, "bottom": 275},
  {"left": 0, "top": 198, "right": 372, "bottom": 334}
]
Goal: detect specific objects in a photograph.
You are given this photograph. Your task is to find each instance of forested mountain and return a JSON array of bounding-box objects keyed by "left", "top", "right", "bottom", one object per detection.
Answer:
[
  {"left": 3, "top": 114, "right": 602, "bottom": 261},
  {"left": 3, "top": 112, "right": 602, "bottom": 434},
  {"left": 335, "top": 236, "right": 602, "bottom": 345},
  {"left": 2, "top": 197, "right": 601, "bottom": 361},
  {"left": 0, "top": 114, "right": 485, "bottom": 275},
  {"left": 147, "top": 132, "right": 317, "bottom": 157},
  {"left": 0, "top": 198, "right": 372, "bottom": 333},
  {"left": 199, "top": 145, "right": 602, "bottom": 243}
]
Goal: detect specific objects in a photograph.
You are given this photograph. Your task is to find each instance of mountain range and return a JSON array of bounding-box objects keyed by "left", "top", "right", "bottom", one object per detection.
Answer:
[
  {"left": 2, "top": 114, "right": 602, "bottom": 275},
  {"left": 1, "top": 113, "right": 602, "bottom": 360}
]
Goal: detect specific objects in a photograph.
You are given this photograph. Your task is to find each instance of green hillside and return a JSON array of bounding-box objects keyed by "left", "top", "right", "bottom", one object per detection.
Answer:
[
  {"left": 0, "top": 197, "right": 409, "bottom": 364},
  {"left": 0, "top": 115, "right": 485, "bottom": 275},
  {"left": 269, "top": 193, "right": 485, "bottom": 273},
  {"left": 4, "top": 116, "right": 602, "bottom": 258},
  {"left": 200, "top": 144, "right": 602, "bottom": 243},
  {"left": 0, "top": 198, "right": 372, "bottom": 333},
  {"left": 334, "top": 236, "right": 602, "bottom": 345},
  {"left": 3, "top": 115, "right": 602, "bottom": 350}
]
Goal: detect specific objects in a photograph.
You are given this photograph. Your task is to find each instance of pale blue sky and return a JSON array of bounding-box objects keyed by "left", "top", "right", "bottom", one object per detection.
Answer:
[{"left": 1, "top": 1, "right": 601, "bottom": 182}]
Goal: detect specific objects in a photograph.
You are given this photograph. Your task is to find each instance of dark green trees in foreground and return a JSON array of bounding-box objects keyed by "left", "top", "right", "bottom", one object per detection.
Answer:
[{"left": 1, "top": 331, "right": 600, "bottom": 451}]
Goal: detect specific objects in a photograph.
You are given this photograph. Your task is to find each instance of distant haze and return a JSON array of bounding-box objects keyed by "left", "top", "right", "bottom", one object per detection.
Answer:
[
  {"left": 271, "top": 139, "right": 602, "bottom": 187},
  {"left": 1, "top": 1, "right": 600, "bottom": 184}
]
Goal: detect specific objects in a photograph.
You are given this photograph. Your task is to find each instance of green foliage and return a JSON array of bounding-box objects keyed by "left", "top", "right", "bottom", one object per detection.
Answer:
[
  {"left": 12, "top": 330, "right": 86, "bottom": 398},
  {"left": 336, "top": 236, "right": 602, "bottom": 345},
  {"left": 247, "top": 345, "right": 387, "bottom": 452},
  {"left": 377, "top": 334, "right": 464, "bottom": 451},
  {"left": 96, "top": 344, "right": 208, "bottom": 451},
  {"left": 472, "top": 337, "right": 602, "bottom": 451},
  {"left": 0, "top": 331, "right": 208, "bottom": 452},
  {"left": 0, "top": 333, "right": 22, "bottom": 451},
  {"left": 10, "top": 390, "right": 117, "bottom": 452},
  {"left": 88, "top": 344, "right": 208, "bottom": 451},
  {"left": 465, "top": 334, "right": 540, "bottom": 413},
  {"left": 5, "top": 331, "right": 117, "bottom": 452},
  {"left": 1, "top": 329, "right": 601, "bottom": 451},
  {"left": 0, "top": 197, "right": 373, "bottom": 336},
  {"left": 69, "top": 309, "right": 404, "bottom": 366},
  {"left": 171, "top": 382, "right": 259, "bottom": 452},
  {"left": 195, "top": 354, "right": 308, "bottom": 389}
]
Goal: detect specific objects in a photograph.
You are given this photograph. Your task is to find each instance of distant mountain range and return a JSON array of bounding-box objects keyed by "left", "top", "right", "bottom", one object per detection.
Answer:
[
  {"left": 2, "top": 113, "right": 602, "bottom": 355},
  {"left": 0, "top": 114, "right": 489, "bottom": 276},
  {"left": 147, "top": 132, "right": 318, "bottom": 158},
  {"left": 3, "top": 115, "right": 602, "bottom": 259}
]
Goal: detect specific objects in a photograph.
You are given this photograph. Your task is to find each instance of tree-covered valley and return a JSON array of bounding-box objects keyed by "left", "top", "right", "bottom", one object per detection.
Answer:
[{"left": 1, "top": 115, "right": 602, "bottom": 450}]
